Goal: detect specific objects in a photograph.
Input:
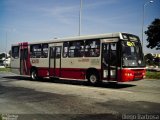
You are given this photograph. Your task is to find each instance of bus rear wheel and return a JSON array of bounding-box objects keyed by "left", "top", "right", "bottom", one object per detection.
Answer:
[{"left": 31, "top": 69, "right": 38, "bottom": 80}]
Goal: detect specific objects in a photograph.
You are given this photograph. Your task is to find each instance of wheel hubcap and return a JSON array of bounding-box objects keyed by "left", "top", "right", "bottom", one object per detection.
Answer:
[
  {"left": 32, "top": 71, "right": 36, "bottom": 79},
  {"left": 90, "top": 75, "right": 97, "bottom": 83}
]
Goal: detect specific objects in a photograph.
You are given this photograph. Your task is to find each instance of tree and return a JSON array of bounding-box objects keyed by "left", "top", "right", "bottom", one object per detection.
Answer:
[
  {"left": 145, "top": 18, "right": 160, "bottom": 50},
  {"left": 154, "top": 57, "right": 160, "bottom": 66},
  {"left": 144, "top": 53, "right": 154, "bottom": 66},
  {"left": 0, "top": 53, "right": 5, "bottom": 59}
]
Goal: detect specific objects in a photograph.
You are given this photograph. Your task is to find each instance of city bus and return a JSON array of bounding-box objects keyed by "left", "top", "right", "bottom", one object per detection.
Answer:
[{"left": 11, "top": 32, "right": 146, "bottom": 84}]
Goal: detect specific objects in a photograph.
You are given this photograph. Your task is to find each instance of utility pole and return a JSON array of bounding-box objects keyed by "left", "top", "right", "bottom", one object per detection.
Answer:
[
  {"left": 79, "top": 0, "right": 82, "bottom": 36},
  {"left": 5, "top": 32, "right": 8, "bottom": 68},
  {"left": 141, "top": 0, "right": 153, "bottom": 51}
]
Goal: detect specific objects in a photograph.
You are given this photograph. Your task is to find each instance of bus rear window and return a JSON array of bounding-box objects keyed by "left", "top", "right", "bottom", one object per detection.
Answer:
[{"left": 12, "top": 46, "right": 19, "bottom": 59}]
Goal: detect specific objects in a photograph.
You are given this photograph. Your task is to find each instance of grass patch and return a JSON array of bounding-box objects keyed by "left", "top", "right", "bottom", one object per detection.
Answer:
[
  {"left": 0, "top": 67, "right": 10, "bottom": 72},
  {"left": 146, "top": 71, "right": 160, "bottom": 79}
]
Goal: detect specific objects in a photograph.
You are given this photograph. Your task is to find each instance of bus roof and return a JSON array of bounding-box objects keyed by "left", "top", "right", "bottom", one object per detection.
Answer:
[{"left": 12, "top": 32, "right": 135, "bottom": 46}]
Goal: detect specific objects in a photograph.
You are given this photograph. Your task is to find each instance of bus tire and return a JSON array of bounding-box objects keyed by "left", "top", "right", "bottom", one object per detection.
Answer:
[
  {"left": 87, "top": 72, "right": 99, "bottom": 85},
  {"left": 31, "top": 69, "right": 38, "bottom": 80}
]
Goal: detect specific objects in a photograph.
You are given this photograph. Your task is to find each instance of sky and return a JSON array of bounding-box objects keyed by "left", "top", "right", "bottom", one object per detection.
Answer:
[{"left": 0, "top": 0, "right": 160, "bottom": 54}]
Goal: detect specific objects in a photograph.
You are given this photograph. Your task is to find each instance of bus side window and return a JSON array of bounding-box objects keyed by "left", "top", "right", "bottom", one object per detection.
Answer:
[
  {"left": 50, "top": 47, "right": 61, "bottom": 59},
  {"left": 63, "top": 42, "right": 68, "bottom": 58},
  {"left": 85, "top": 39, "right": 100, "bottom": 57},
  {"left": 68, "top": 41, "right": 84, "bottom": 58},
  {"left": 103, "top": 44, "right": 109, "bottom": 66},
  {"left": 42, "top": 44, "right": 48, "bottom": 58},
  {"left": 75, "top": 41, "right": 84, "bottom": 57},
  {"left": 68, "top": 42, "right": 76, "bottom": 57},
  {"left": 30, "top": 44, "right": 41, "bottom": 58},
  {"left": 56, "top": 47, "right": 61, "bottom": 58},
  {"left": 50, "top": 47, "right": 55, "bottom": 58},
  {"left": 12, "top": 46, "right": 19, "bottom": 59},
  {"left": 20, "top": 48, "right": 28, "bottom": 59}
]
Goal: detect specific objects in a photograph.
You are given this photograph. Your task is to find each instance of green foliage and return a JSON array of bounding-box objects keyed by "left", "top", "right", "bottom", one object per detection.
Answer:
[
  {"left": 144, "top": 53, "right": 154, "bottom": 65},
  {"left": 145, "top": 18, "right": 160, "bottom": 50},
  {"left": 0, "top": 68, "right": 10, "bottom": 72},
  {"left": 146, "top": 71, "right": 160, "bottom": 79},
  {"left": 154, "top": 57, "right": 160, "bottom": 66},
  {"left": 0, "top": 53, "right": 5, "bottom": 59},
  {"left": 0, "top": 114, "right": 2, "bottom": 120},
  {"left": 144, "top": 53, "right": 160, "bottom": 66}
]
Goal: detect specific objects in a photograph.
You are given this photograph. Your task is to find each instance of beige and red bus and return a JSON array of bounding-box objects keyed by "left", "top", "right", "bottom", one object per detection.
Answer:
[{"left": 11, "top": 32, "right": 146, "bottom": 84}]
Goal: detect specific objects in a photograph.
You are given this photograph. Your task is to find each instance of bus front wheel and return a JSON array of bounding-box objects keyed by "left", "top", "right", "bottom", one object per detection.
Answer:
[{"left": 87, "top": 72, "right": 99, "bottom": 85}]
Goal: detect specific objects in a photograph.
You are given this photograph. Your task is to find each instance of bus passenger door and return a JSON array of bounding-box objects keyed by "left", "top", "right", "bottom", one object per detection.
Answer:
[
  {"left": 20, "top": 43, "right": 30, "bottom": 75},
  {"left": 11, "top": 43, "right": 30, "bottom": 75},
  {"left": 11, "top": 46, "right": 20, "bottom": 74},
  {"left": 102, "top": 43, "right": 118, "bottom": 81},
  {"left": 49, "top": 46, "right": 61, "bottom": 77}
]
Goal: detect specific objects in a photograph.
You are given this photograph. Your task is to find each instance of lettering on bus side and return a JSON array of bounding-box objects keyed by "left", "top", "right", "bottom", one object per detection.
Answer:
[
  {"left": 31, "top": 59, "right": 39, "bottom": 64},
  {"left": 78, "top": 59, "right": 89, "bottom": 62},
  {"left": 91, "top": 59, "right": 100, "bottom": 65}
]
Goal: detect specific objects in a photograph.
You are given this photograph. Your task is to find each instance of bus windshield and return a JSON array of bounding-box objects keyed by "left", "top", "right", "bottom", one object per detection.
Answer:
[{"left": 122, "top": 41, "right": 145, "bottom": 67}]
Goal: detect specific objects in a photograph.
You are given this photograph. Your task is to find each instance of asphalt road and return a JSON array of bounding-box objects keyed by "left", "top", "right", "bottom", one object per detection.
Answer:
[{"left": 0, "top": 72, "right": 160, "bottom": 120}]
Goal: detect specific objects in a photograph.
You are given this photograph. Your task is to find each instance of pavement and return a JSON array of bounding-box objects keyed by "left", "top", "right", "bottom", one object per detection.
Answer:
[{"left": 0, "top": 72, "right": 160, "bottom": 120}]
